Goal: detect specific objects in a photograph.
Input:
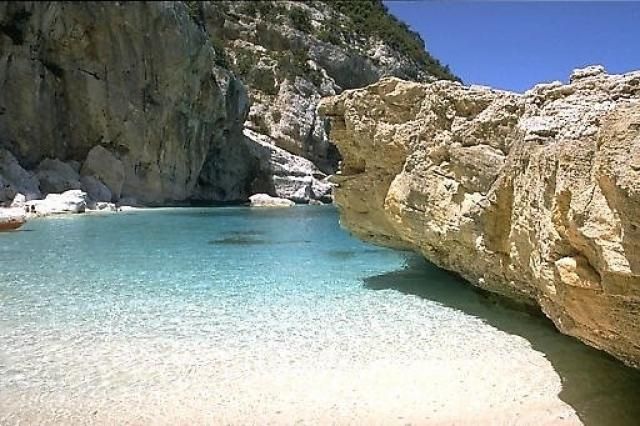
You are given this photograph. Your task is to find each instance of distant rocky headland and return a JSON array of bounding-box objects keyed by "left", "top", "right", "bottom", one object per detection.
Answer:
[
  {"left": 0, "top": 1, "right": 455, "bottom": 208},
  {"left": 319, "top": 65, "right": 640, "bottom": 367}
]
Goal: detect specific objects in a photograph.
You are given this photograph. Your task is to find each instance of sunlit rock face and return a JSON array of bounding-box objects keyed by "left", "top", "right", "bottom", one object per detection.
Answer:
[
  {"left": 208, "top": 1, "right": 448, "bottom": 174},
  {"left": 320, "top": 66, "right": 640, "bottom": 367}
]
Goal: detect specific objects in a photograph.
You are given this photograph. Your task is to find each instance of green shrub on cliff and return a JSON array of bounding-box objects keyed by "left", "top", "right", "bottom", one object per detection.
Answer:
[
  {"left": 210, "top": 36, "right": 229, "bottom": 68},
  {"left": 289, "top": 7, "right": 313, "bottom": 33},
  {"left": 276, "top": 48, "right": 309, "bottom": 77},
  {"left": 323, "top": 0, "right": 459, "bottom": 81},
  {"left": 316, "top": 19, "right": 343, "bottom": 45},
  {"left": 239, "top": 1, "right": 285, "bottom": 19}
]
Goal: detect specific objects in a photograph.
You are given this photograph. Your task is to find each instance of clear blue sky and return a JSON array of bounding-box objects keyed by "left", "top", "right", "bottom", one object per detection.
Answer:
[{"left": 384, "top": 1, "right": 640, "bottom": 92}]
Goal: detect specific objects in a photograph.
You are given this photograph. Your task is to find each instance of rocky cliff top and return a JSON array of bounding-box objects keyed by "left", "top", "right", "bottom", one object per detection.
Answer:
[
  {"left": 319, "top": 66, "right": 640, "bottom": 367},
  {"left": 199, "top": 0, "right": 457, "bottom": 173}
]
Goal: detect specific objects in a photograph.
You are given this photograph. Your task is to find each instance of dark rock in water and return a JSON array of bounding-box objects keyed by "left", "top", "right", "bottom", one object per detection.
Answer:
[
  {"left": 327, "top": 249, "right": 357, "bottom": 260},
  {"left": 208, "top": 236, "right": 269, "bottom": 246},
  {"left": 222, "top": 229, "right": 266, "bottom": 237}
]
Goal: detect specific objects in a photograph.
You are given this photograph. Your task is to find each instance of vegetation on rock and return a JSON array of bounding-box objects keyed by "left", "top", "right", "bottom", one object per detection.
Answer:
[
  {"left": 319, "top": 0, "right": 458, "bottom": 81},
  {"left": 289, "top": 7, "right": 313, "bottom": 33}
]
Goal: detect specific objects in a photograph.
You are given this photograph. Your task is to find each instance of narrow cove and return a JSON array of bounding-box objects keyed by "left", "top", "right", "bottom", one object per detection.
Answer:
[{"left": 2, "top": 206, "right": 639, "bottom": 425}]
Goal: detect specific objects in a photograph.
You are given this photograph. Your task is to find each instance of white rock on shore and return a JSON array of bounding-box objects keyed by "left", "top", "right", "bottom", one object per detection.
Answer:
[
  {"left": 249, "top": 193, "right": 295, "bottom": 207},
  {"left": 10, "top": 193, "right": 26, "bottom": 208},
  {"left": 0, "top": 207, "right": 26, "bottom": 220},
  {"left": 4, "top": 190, "right": 126, "bottom": 218},
  {"left": 26, "top": 190, "right": 88, "bottom": 215}
]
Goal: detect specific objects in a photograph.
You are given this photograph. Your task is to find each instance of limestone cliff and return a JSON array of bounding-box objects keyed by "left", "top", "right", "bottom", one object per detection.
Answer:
[
  {"left": 199, "top": 0, "right": 456, "bottom": 201},
  {"left": 319, "top": 66, "right": 640, "bottom": 367},
  {"left": 0, "top": 1, "right": 455, "bottom": 205},
  {"left": 0, "top": 1, "right": 254, "bottom": 205}
]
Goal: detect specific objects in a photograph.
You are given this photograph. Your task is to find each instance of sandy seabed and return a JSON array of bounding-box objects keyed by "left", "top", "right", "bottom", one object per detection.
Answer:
[
  {"left": 1, "top": 344, "right": 579, "bottom": 425},
  {"left": 0, "top": 207, "right": 582, "bottom": 425}
]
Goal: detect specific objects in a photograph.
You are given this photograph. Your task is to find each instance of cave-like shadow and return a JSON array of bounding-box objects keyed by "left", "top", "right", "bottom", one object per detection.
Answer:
[{"left": 363, "top": 255, "right": 640, "bottom": 426}]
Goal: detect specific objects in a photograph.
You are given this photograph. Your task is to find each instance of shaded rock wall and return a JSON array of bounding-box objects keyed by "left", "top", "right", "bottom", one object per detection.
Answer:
[
  {"left": 0, "top": 1, "right": 456, "bottom": 205},
  {"left": 320, "top": 66, "right": 640, "bottom": 367},
  {"left": 0, "top": 1, "right": 249, "bottom": 204}
]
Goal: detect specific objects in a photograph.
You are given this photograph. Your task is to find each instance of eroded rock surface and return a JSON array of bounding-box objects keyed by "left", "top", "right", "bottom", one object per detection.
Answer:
[
  {"left": 80, "top": 175, "right": 112, "bottom": 204},
  {"left": 0, "top": 1, "right": 457, "bottom": 205},
  {"left": 320, "top": 67, "right": 640, "bottom": 367},
  {"left": 0, "top": 148, "right": 40, "bottom": 201},
  {"left": 37, "top": 158, "right": 81, "bottom": 195},
  {"left": 0, "top": 1, "right": 249, "bottom": 204},
  {"left": 244, "top": 129, "right": 333, "bottom": 204},
  {"left": 209, "top": 1, "right": 456, "bottom": 173}
]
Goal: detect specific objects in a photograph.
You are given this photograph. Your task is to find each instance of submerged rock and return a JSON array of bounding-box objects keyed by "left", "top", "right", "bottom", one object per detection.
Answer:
[
  {"left": 320, "top": 66, "right": 640, "bottom": 367},
  {"left": 249, "top": 193, "right": 295, "bottom": 207}
]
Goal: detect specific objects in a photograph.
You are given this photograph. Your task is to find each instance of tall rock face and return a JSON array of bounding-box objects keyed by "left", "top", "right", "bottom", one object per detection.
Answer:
[
  {"left": 0, "top": 1, "right": 455, "bottom": 205},
  {"left": 0, "top": 1, "right": 250, "bottom": 204},
  {"left": 200, "top": 0, "right": 457, "bottom": 176},
  {"left": 319, "top": 66, "right": 640, "bottom": 367}
]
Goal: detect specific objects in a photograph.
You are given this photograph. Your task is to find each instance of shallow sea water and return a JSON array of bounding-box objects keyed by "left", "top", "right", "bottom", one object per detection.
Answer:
[{"left": 1, "top": 206, "right": 640, "bottom": 425}]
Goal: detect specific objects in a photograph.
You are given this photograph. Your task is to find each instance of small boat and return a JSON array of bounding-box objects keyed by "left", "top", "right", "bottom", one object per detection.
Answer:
[{"left": 0, "top": 215, "right": 26, "bottom": 231}]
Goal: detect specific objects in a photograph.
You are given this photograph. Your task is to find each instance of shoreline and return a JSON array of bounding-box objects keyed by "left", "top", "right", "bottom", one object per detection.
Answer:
[
  {"left": 0, "top": 201, "right": 334, "bottom": 223},
  {"left": 1, "top": 188, "right": 332, "bottom": 228}
]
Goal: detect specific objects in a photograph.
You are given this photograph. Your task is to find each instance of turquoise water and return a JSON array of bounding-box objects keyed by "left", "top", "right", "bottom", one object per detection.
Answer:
[{"left": 1, "top": 206, "right": 640, "bottom": 425}]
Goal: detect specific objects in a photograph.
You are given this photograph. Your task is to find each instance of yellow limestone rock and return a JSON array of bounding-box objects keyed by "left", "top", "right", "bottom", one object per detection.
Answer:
[{"left": 319, "top": 66, "right": 640, "bottom": 367}]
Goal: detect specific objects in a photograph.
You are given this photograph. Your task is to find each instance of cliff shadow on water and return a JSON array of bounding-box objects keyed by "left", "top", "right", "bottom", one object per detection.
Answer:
[{"left": 363, "top": 256, "right": 640, "bottom": 426}]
